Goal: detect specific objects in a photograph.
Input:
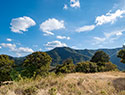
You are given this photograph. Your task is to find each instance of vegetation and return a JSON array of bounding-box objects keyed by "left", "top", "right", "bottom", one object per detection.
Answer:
[
  {"left": 117, "top": 49, "right": 125, "bottom": 63},
  {"left": 0, "top": 55, "right": 15, "bottom": 82},
  {"left": 90, "top": 51, "right": 117, "bottom": 72},
  {"left": 55, "top": 59, "right": 75, "bottom": 74},
  {"left": 90, "top": 50, "right": 110, "bottom": 63},
  {"left": 0, "top": 72, "right": 125, "bottom": 95},
  {"left": 76, "top": 61, "right": 97, "bottom": 73},
  {"left": 0, "top": 49, "right": 124, "bottom": 95},
  {"left": 9, "top": 47, "right": 125, "bottom": 70},
  {"left": 21, "top": 51, "right": 52, "bottom": 78}
]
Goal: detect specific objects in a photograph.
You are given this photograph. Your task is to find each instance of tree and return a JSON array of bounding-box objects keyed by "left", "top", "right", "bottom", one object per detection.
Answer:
[
  {"left": 104, "top": 62, "right": 117, "bottom": 71},
  {"left": 90, "top": 51, "right": 110, "bottom": 63},
  {"left": 117, "top": 49, "right": 125, "bottom": 64},
  {"left": 22, "top": 52, "right": 52, "bottom": 78},
  {"left": 55, "top": 59, "right": 75, "bottom": 74},
  {"left": 76, "top": 61, "right": 97, "bottom": 73},
  {"left": 0, "top": 55, "right": 14, "bottom": 82}
]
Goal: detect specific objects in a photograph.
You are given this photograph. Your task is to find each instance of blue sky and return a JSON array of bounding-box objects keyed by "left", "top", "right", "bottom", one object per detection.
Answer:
[{"left": 0, "top": 0, "right": 125, "bottom": 57}]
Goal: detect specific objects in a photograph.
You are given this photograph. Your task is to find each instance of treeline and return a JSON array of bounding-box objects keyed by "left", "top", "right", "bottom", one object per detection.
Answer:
[{"left": 0, "top": 49, "right": 125, "bottom": 83}]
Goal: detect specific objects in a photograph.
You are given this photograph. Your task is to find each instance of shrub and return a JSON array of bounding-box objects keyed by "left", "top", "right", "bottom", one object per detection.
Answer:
[
  {"left": 90, "top": 51, "right": 110, "bottom": 63},
  {"left": 55, "top": 59, "right": 75, "bottom": 74},
  {"left": 117, "top": 49, "right": 125, "bottom": 63},
  {"left": 76, "top": 61, "right": 97, "bottom": 73},
  {"left": 48, "top": 87, "right": 57, "bottom": 95},
  {"left": 104, "top": 62, "right": 117, "bottom": 71},
  {"left": 0, "top": 55, "right": 15, "bottom": 82},
  {"left": 21, "top": 51, "right": 52, "bottom": 78}
]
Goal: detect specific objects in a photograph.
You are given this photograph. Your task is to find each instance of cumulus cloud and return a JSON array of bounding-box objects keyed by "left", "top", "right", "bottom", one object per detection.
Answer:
[
  {"left": 10, "top": 16, "right": 36, "bottom": 33},
  {"left": 45, "top": 40, "right": 67, "bottom": 50},
  {"left": 70, "top": 0, "right": 80, "bottom": 8},
  {"left": 93, "top": 28, "right": 125, "bottom": 45},
  {"left": 64, "top": 4, "right": 68, "bottom": 10},
  {"left": 95, "top": 10, "right": 125, "bottom": 26},
  {"left": 1, "top": 43, "right": 34, "bottom": 56},
  {"left": 40, "top": 18, "right": 65, "bottom": 36},
  {"left": 76, "top": 25, "right": 95, "bottom": 32},
  {"left": 6, "top": 38, "right": 12, "bottom": 42},
  {"left": 0, "top": 46, "right": 2, "bottom": 49},
  {"left": 56, "top": 36, "right": 70, "bottom": 40},
  {"left": 1, "top": 43, "right": 16, "bottom": 50},
  {"left": 14, "top": 47, "right": 34, "bottom": 53}
]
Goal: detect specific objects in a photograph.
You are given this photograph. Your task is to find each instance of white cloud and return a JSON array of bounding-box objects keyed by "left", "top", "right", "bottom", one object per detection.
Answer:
[
  {"left": 14, "top": 47, "right": 34, "bottom": 53},
  {"left": 56, "top": 36, "right": 70, "bottom": 40},
  {"left": 10, "top": 16, "right": 36, "bottom": 33},
  {"left": 76, "top": 25, "right": 95, "bottom": 32},
  {"left": 6, "top": 38, "right": 12, "bottom": 42},
  {"left": 1, "top": 43, "right": 34, "bottom": 56},
  {"left": 45, "top": 40, "right": 67, "bottom": 50},
  {"left": 64, "top": 4, "right": 68, "bottom": 10},
  {"left": 93, "top": 28, "right": 125, "bottom": 45},
  {"left": 40, "top": 18, "right": 65, "bottom": 36},
  {"left": 95, "top": 10, "right": 125, "bottom": 26},
  {"left": 70, "top": 0, "right": 80, "bottom": 8},
  {"left": 0, "top": 46, "right": 2, "bottom": 49},
  {"left": 93, "top": 37, "right": 106, "bottom": 44},
  {"left": 1, "top": 43, "right": 16, "bottom": 50}
]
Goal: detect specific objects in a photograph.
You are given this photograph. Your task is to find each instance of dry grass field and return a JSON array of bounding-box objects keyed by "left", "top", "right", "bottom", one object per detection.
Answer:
[{"left": 0, "top": 71, "right": 125, "bottom": 95}]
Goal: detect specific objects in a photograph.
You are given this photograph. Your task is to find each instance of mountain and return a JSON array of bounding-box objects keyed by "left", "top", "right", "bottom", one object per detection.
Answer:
[
  {"left": 10, "top": 47, "right": 125, "bottom": 70},
  {"left": 47, "top": 47, "right": 125, "bottom": 70}
]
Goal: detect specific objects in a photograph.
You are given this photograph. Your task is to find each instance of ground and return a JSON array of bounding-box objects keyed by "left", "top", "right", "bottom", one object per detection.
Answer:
[{"left": 0, "top": 72, "right": 125, "bottom": 95}]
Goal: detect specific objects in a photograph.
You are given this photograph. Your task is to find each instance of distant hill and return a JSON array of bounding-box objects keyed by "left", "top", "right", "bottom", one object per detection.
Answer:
[
  {"left": 9, "top": 47, "right": 125, "bottom": 70},
  {"left": 47, "top": 47, "right": 125, "bottom": 70}
]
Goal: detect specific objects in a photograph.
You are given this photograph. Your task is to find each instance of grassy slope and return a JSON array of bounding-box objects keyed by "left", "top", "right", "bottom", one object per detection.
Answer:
[{"left": 0, "top": 72, "right": 125, "bottom": 95}]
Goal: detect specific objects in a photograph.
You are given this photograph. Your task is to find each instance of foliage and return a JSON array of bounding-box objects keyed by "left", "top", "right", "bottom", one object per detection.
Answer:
[
  {"left": 47, "top": 47, "right": 90, "bottom": 66},
  {"left": 117, "top": 49, "right": 125, "bottom": 63},
  {"left": 55, "top": 59, "right": 75, "bottom": 74},
  {"left": 49, "top": 87, "right": 57, "bottom": 95},
  {"left": 10, "top": 69, "right": 22, "bottom": 81},
  {"left": 0, "top": 54, "right": 14, "bottom": 82},
  {"left": 21, "top": 51, "right": 52, "bottom": 78},
  {"left": 90, "top": 51, "right": 110, "bottom": 63},
  {"left": 104, "top": 62, "right": 117, "bottom": 71},
  {"left": 76, "top": 61, "right": 98, "bottom": 73},
  {"left": 11, "top": 47, "right": 124, "bottom": 70}
]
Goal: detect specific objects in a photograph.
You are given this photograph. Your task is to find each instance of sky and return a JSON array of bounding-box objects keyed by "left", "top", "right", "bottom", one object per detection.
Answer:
[{"left": 0, "top": 0, "right": 125, "bottom": 57}]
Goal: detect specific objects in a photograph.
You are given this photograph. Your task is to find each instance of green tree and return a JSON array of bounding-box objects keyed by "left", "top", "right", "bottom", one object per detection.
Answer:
[
  {"left": 104, "top": 62, "right": 117, "bottom": 71},
  {"left": 55, "top": 59, "right": 75, "bottom": 74},
  {"left": 22, "top": 52, "right": 52, "bottom": 78},
  {"left": 90, "top": 51, "right": 110, "bottom": 63},
  {"left": 76, "top": 61, "right": 97, "bottom": 73},
  {"left": 0, "top": 55, "right": 14, "bottom": 82},
  {"left": 117, "top": 49, "right": 125, "bottom": 63}
]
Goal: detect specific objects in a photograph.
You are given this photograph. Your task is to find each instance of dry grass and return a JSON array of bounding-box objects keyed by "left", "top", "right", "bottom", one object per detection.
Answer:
[{"left": 0, "top": 71, "right": 125, "bottom": 95}]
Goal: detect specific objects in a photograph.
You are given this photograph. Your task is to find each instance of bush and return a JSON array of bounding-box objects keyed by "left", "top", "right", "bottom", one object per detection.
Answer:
[
  {"left": 104, "top": 62, "right": 117, "bottom": 71},
  {"left": 21, "top": 51, "right": 52, "bottom": 78},
  {"left": 117, "top": 49, "right": 125, "bottom": 63},
  {"left": 97, "top": 62, "right": 117, "bottom": 72},
  {"left": 10, "top": 69, "right": 22, "bottom": 81},
  {"left": 76, "top": 61, "right": 98, "bottom": 73},
  {"left": 55, "top": 59, "right": 75, "bottom": 74},
  {"left": 91, "top": 51, "right": 110, "bottom": 63},
  {"left": 0, "top": 55, "right": 15, "bottom": 82}
]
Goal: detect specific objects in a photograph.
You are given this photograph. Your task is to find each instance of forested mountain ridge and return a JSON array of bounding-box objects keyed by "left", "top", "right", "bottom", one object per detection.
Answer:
[
  {"left": 47, "top": 47, "right": 124, "bottom": 70},
  {"left": 8, "top": 47, "right": 125, "bottom": 70}
]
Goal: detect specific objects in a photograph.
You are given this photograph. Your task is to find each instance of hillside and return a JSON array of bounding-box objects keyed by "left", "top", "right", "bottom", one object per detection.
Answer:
[
  {"left": 0, "top": 72, "right": 125, "bottom": 95},
  {"left": 11, "top": 47, "right": 125, "bottom": 70},
  {"left": 47, "top": 47, "right": 125, "bottom": 70}
]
